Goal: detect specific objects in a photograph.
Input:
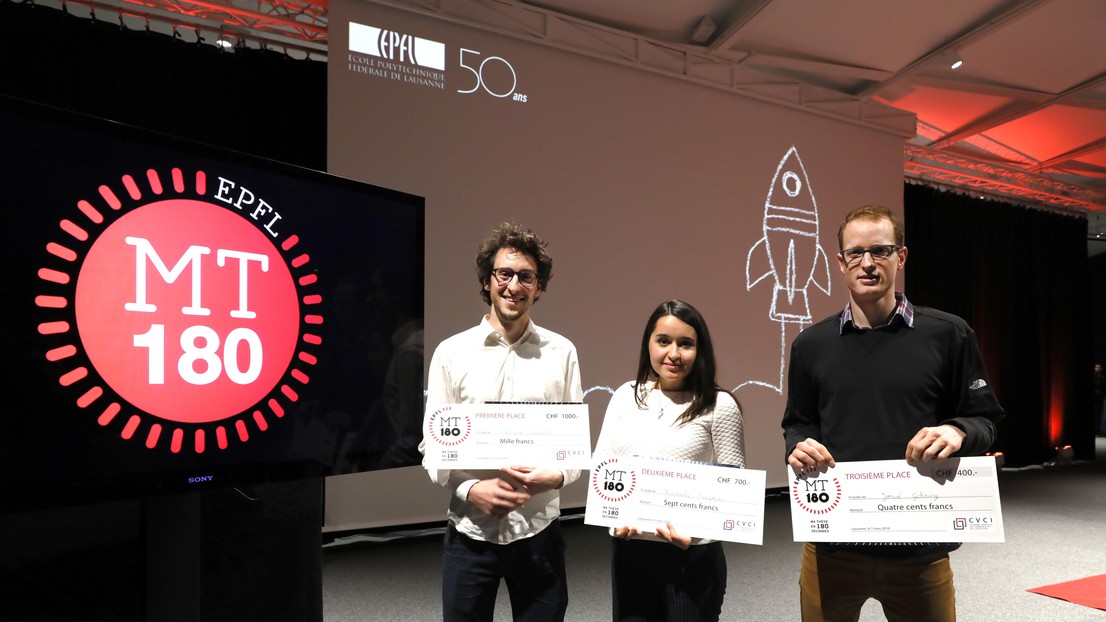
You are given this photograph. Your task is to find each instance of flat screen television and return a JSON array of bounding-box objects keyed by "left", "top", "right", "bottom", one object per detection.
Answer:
[{"left": 1, "top": 95, "right": 425, "bottom": 514}]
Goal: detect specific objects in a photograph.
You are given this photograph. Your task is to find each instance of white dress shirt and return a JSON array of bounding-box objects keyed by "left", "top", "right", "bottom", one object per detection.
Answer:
[{"left": 423, "top": 316, "right": 583, "bottom": 544}]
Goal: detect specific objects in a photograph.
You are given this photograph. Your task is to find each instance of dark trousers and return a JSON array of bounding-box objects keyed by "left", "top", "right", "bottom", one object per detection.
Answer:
[
  {"left": 442, "top": 521, "right": 568, "bottom": 622},
  {"left": 611, "top": 538, "right": 726, "bottom": 622}
]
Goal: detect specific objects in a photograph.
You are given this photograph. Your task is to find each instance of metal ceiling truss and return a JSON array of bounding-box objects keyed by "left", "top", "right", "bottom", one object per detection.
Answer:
[
  {"left": 28, "top": 0, "right": 1106, "bottom": 212},
  {"left": 377, "top": 0, "right": 917, "bottom": 138},
  {"left": 905, "top": 144, "right": 1105, "bottom": 214},
  {"left": 382, "top": 0, "right": 1106, "bottom": 212},
  {"left": 929, "top": 71, "right": 1106, "bottom": 151},
  {"left": 135, "top": 0, "right": 327, "bottom": 36},
  {"left": 855, "top": 0, "right": 1050, "bottom": 102},
  {"left": 36, "top": 0, "right": 328, "bottom": 57}
]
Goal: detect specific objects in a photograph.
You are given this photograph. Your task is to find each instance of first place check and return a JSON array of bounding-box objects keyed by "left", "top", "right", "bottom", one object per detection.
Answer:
[
  {"left": 788, "top": 456, "right": 1004, "bottom": 543},
  {"left": 422, "top": 403, "right": 591, "bottom": 469}
]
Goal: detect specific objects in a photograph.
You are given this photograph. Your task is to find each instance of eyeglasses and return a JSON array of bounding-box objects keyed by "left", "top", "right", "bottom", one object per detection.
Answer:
[
  {"left": 839, "top": 244, "right": 901, "bottom": 266},
  {"left": 491, "top": 268, "right": 538, "bottom": 288}
]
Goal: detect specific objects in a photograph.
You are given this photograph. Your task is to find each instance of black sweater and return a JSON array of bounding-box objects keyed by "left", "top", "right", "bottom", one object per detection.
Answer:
[{"left": 783, "top": 304, "right": 1005, "bottom": 557}]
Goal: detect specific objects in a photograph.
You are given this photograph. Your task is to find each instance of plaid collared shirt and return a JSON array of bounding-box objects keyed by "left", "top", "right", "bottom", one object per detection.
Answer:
[{"left": 838, "top": 293, "right": 914, "bottom": 334}]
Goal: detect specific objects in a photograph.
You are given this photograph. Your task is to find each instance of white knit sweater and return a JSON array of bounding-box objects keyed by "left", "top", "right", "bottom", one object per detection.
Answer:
[{"left": 594, "top": 381, "right": 745, "bottom": 467}]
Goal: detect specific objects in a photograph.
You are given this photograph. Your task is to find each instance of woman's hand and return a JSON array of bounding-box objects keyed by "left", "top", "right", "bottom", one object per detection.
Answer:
[
  {"left": 655, "top": 522, "right": 692, "bottom": 550},
  {"left": 613, "top": 526, "right": 642, "bottom": 539}
]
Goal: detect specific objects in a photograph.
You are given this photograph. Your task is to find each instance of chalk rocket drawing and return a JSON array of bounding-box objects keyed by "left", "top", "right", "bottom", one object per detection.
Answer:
[
  {"left": 513, "top": 147, "right": 829, "bottom": 401},
  {"left": 738, "top": 146, "right": 831, "bottom": 393},
  {"left": 583, "top": 386, "right": 616, "bottom": 399}
]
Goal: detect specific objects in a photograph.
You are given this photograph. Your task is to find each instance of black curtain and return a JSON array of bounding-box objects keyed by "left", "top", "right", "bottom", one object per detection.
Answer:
[
  {"left": 904, "top": 184, "right": 1093, "bottom": 467},
  {"left": 0, "top": 2, "right": 325, "bottom": 620},
  {"left": 0, "top": 0, "right": 325, "bottom": 170},
  {"left": 1091, "top": 253, "right": 1106, "bottom": 368}
]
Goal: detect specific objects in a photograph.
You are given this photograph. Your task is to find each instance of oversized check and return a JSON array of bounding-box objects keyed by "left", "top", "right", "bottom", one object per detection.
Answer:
[
  {"left": 422, "top": 403, "right": 591, "bottom": 469},
  {"left": 585, "top": 456, "right": 766, "bottom": 545},
  {"left": 788, "top": 456, "right": 1004, "bottom": 543}
]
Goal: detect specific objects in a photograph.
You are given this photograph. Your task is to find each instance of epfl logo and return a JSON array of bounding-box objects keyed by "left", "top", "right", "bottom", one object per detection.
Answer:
[
  {"left": 35, "top": 167, "right": 322, "bottom": 454},
  {"left": 349, "top": 22, "right": 446, "bottom": 71}
]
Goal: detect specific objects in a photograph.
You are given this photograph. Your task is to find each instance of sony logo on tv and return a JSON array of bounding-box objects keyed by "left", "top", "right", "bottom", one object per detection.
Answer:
[{"left": 187, "top": 475, "right": 216, "bottom": 484}]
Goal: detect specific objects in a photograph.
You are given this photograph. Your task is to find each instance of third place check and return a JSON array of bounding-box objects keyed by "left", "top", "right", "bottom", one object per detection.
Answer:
[
  {"left": 422, "top": 403, "right": 591, "bottom": 469},
  {"left": 585, "top": 456, "right": 766, "bottom": 545},
  {"left": 788, "top": 456, "right": 1004, "bottom": 543}
]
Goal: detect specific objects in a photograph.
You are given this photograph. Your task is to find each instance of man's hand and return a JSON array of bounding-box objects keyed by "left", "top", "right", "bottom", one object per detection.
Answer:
[
  {"left": 787, "top": 438, "right": 835, "bottom": 471},
  {"left": 905, "top": 425, "right": 966, "bottom": 465},
  {"left": 655, "top": 522, "right": 692, "bottom": 550},
  {"left": 466, "top": 477, "right": 530, "bottom": 517},
  {"left": 501, "top": 466, "right": 564, "bottom": 496}
]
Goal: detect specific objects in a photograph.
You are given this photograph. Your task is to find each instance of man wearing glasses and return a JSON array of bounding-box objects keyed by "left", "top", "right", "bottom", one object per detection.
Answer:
[
  {"left": 782, "top": 205, "right": 1004, "bottom": 621},
  {"left": 423, "top": 221, "right": 582, "bottom": 621}
]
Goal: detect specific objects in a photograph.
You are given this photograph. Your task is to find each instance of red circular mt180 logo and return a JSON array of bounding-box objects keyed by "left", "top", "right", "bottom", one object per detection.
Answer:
[
  {"left": 34, "top": 168, "right": 323, "bottom": 454},
  {"left": 592, "top": 458, "right": 637, "bottom": 503},
  {"left": 792, "top": 473, "right": 843, "bottom": 515},
  {"left": 426, "top": 406, "right": 472, "bottom": 446}
]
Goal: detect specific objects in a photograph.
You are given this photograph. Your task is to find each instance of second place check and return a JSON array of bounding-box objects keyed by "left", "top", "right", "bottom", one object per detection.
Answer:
[
  {"left": 422, "top": 403, "right": 592, "bottom": 469},
  {"left": 585, "top": 456, "right": 767, "bottom": 545}
]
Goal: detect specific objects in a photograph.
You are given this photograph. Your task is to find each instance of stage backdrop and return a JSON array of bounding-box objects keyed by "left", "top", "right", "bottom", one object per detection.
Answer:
[{"left": 324, "top": 0, "right": 907, "bottom": 531}]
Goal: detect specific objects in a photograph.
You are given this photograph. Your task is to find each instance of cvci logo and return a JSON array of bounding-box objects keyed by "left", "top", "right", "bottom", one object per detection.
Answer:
[
  {"left": 35, "top": 167, "right": 322, "bottom": 454},
  {"left": 954, "top": 516, "right": 994, "bottom": 530}
]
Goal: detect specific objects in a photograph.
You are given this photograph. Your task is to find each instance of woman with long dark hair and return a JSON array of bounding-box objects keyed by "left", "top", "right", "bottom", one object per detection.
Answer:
[{"left": 593, "top": 299, "right": 745, "bottom": 621}]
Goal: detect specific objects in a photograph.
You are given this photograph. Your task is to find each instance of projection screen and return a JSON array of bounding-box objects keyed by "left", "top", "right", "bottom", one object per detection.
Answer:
[{"left": 324, "top": 0, "right": 908, "bottom": 531}]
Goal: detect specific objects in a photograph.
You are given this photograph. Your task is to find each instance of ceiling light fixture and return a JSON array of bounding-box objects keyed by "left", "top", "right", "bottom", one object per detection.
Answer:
[
  {"left": 942, "top": 50, "right": 964, "bottom": 70},
  {"left": 691, "top": 15, "right": 716, "bottom": 44}
]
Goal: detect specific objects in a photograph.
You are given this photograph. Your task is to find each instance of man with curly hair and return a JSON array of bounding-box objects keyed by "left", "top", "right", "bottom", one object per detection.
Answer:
[{"left": 423, "top": 222, "right": 582, "bottom": 621}]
